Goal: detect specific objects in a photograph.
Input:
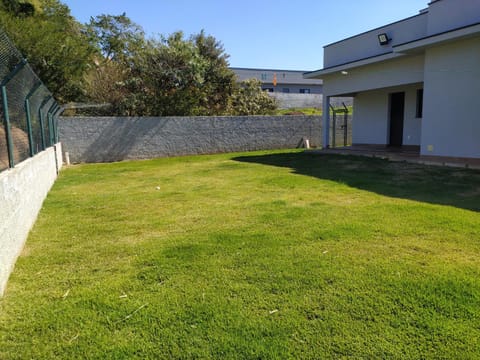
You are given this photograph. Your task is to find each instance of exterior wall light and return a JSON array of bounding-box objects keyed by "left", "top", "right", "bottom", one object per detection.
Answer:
[{"left": 378, "top": 33, "right": 390, "bottom": 45}]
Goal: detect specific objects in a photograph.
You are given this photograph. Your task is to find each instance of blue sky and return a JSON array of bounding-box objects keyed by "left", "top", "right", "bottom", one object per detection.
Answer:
[{"left": 61, "top": 0, "right": 428, "bottom": 71}]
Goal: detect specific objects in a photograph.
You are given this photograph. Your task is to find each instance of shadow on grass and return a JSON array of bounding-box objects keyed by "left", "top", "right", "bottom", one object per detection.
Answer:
[{"left": 233, "top": 151, "right": 480, "bottom": 212}]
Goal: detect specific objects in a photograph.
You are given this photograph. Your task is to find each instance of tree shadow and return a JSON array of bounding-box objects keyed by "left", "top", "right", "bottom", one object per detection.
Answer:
[{"left": 233, "top": 151, "right": 480, "bottom": 212}]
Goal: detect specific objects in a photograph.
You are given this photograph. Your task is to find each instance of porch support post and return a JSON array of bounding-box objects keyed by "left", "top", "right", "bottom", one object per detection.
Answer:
[{"left": 322, "top": 95, "right": 331, "bottom": 149}]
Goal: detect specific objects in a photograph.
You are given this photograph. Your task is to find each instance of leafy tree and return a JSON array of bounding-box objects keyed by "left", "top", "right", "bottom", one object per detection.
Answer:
[
  {"left": 107, "top": 30, "right": 273, "bottom": 117},
  {"left": 130, "top": 32, "right": 211, "bottom": 116},
  {"left": 192, "top": 30, "right": 236, "bottom": 115},
  {"left": 93, "top": 30, "right": 227, "bottom": 116},
  {"left": 0, "top": 0, "right": 95, "bottom": 102},
  {"left": 86, "top": 13, "right": 145, "bottom": 64},
  {"left": 228, "top": 79, "right": 278, "bottom": 115},
  {"left": 83, "top": 14, "right": 147, "bottom": 115}
]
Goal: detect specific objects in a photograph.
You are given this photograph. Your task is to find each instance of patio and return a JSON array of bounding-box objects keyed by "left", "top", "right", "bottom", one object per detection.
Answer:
[{"left": 310, "top": 145, "right": 480, "bottom": 170}]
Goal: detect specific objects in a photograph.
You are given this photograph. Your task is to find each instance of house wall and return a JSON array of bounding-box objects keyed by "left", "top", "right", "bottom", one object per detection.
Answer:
[
  {"left": 352, "top": 84, "right": 422, "bottom": 146},
  {"left": 421, "top": 37, "right": 480, "bottom": 158},
  {"left": 322, "top": 54, "right": 424, "bottom": 97},
  {"left": 0, "top": 144, "right": 62, "bottom": 296},
  {"left": 352, "top": 90, "right": 388, "bottom": 144},
  {"left": 324, "top": 13, "right": 427, "bottom": 68},
  {"left": 427, "top": 0, "right": 480, "bottom": 35}
]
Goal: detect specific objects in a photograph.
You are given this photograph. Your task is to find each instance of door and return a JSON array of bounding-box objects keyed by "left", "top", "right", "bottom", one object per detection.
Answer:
[{"left": 389, "top": 92, "right": 405, "bottom": 147}]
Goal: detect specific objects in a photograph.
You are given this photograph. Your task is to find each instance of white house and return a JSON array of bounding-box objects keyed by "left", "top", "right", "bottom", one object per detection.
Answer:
[{"left": 305, "top": 0, "right": 480, "bottom": 160}]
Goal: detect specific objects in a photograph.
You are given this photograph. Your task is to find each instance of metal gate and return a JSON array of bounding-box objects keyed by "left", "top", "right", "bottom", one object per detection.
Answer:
[{"left": 329, "top": 102, "right": 351, "bottom": 147}]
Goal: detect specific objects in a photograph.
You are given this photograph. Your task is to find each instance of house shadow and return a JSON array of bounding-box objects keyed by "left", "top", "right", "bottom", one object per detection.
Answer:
[{"left": 232, "top": 151, "right": 480, "bottom": 212}]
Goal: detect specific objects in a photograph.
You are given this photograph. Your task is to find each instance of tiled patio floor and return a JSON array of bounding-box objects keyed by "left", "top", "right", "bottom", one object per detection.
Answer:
[{"left": 309, "top": 145, "right": 480, "bottom": 170}]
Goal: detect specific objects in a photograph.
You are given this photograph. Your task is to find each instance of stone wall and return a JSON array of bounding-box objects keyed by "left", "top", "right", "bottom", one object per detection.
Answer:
[
  {"left": 0, "top": 144, "right": 62, "bottom": 296},
  {"left": 59, "top": 115, "right": 322, "bottom": 163}
]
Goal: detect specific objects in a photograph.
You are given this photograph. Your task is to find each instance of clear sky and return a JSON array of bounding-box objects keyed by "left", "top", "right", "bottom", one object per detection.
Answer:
[{"left": 61, "top": 0, "right": 428, "bottom": 71}]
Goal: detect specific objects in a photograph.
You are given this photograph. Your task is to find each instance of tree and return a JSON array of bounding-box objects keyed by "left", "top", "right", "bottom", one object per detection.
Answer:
[
  {"left": 83, "top": 14, "right": 146, "bottom": 115},
  {"left": 85, "top": 13, "right": 145, "bottom": 64},
  {"left": 118, "top": 32, "right": 205, "bottom": 116},
  {"left": 228, "top": 79, "right": 278, "bottom": 115},
  {"left": 1, "top": 0, "right": 36, "bottom": 16},
  {"left": 105, "top": 30, "right": 236, "bottom": 117},
  {"left": 192, "top": 30, "right": 236, "bottom": 115},
  {"left": 0, "top": 0, "right": 96, "bottom": 102}
]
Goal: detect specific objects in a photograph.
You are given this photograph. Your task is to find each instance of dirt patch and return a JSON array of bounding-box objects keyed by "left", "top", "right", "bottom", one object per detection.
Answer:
[{"left": 0, "top": 126, "right": 30, "bottom": 169}]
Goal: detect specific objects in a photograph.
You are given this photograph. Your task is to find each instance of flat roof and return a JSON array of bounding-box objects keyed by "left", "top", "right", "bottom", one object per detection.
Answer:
[
  {"left": 394, "top": 20, "right": 480, "bottom": 51},
  {"left": 230, "top": 67, "right": 313, "bottom": 74}
]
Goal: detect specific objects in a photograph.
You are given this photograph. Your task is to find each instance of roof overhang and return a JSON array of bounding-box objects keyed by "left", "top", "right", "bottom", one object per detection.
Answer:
[
  {"left": 306, "top": 21, "right": 480, "bottom": 80},
  {"left": 304, "top": 52, "right": 404, "bottom": 79},
  {"left": 393, "top": 22, "right": 480, "bottom": 53}
]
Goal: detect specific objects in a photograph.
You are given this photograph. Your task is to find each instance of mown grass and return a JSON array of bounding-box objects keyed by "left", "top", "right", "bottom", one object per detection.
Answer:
[
  {"left": 1, "top": 150, "right": 479, "bottom": 359},
  {"left": 275, "top": 107, "right": 322, "bottom": 115},
  {"left": 274, "top": 106, "right": 353, "bottom": 116}
]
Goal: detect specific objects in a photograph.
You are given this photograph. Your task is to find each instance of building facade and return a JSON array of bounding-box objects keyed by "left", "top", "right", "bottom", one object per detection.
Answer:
[
  {"left": 231, "top": 67, "right": 323, "bottom": 94},
  {"left": 306, "top": 0, "right": 480, "bottom": 160}
]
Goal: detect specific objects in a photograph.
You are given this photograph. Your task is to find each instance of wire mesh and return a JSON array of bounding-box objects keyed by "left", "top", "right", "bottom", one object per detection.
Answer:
[{"left": 0, "top": 27, "right": 59, "bottom": 172}]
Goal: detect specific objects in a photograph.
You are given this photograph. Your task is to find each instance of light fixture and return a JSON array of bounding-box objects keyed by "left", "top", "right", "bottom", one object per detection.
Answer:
[
  {"left": 341, "top": 71, "right": 348, "bottom": 75},
  {"left": 378, "top": 33, "right": 390, "bottom": 45}
]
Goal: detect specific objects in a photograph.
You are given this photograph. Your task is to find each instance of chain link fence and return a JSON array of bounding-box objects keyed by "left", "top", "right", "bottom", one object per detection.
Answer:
[{"left": 0, "top": 28, "right": 60, "bottom": 172}]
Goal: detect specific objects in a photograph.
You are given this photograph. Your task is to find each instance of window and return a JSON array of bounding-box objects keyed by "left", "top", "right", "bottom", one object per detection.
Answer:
[
  {"left": 263, "top": 88, "right": 274, "bottom": 93},
  {"left": 282, "top": 88, "right": 290, "bottom": 93},
  {"left": 261, "top": 73, "right": 267, "bottom": 81},
  {"left": 416, "top": 89, "right": 423, "bottom": 118},
  {"left": 299, "top": 89, "right": 311, "bottom": 94}
]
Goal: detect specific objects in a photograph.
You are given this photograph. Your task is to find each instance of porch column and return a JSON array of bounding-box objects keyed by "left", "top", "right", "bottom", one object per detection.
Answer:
[{"left": 322, "top": 95, "right": 331, "bottom": 148}]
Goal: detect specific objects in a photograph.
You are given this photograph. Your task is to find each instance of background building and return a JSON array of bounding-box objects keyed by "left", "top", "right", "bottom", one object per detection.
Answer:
[
  {"left": 231, "top": 67, "right": 325, "bottom": 109},
  {"left": 231, "top": 67, "right": 323, "bottom": 94}
]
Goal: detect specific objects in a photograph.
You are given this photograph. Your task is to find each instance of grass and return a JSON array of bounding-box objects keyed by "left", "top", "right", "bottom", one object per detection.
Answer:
[
  {"left": 275, "top": 107, "right": 322, "bottom": 115},
  {"left": 274, "top": 106, "right": 353, "bottom": 116},
  {"left": 1, "top": 149, "right": 480, "bottom": 359}
]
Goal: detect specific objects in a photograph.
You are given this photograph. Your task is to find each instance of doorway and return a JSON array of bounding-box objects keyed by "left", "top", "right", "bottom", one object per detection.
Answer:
[{"left": 389, "top": 92, "right": 405, "bottom": 147}]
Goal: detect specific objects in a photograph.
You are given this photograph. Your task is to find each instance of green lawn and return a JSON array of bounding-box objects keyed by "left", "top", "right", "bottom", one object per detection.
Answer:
[{"left": 1, "top": 150, "right": 480, "bottom": 359}]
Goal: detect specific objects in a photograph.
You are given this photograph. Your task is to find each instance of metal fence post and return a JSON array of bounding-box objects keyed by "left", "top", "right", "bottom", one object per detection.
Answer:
[
  {"left": 38, "top": 95, "right": 52, "bottom": 150},
  {"left": 1, "top": 59, "right": 27, "bottom": 168},
  {"left": 1, "top": 86, "right": 14, "bottom": 168},
  {"left": 24, "top": 81, "right": 42, "bottom": 157},
  {"left": 53, "top": 106, "right": 63, "bottom": 143},
  {"left": 47, "top": 102, "right": 58, "bottom": 146}
]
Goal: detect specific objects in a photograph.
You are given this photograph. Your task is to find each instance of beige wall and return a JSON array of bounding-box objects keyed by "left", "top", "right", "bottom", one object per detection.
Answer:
[
  {"left": 421, "top": 37, "right": 480, "bottom": 158},
  {"left": 352, "top": 84, "right": 422, "bottom": 146},
  {"left": 322, "top": 54, "right": 424, "bottom": 97}
]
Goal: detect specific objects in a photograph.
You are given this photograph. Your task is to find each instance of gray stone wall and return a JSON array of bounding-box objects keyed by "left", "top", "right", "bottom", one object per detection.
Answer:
[
  {"left": 58, "top": 115, "right": 322, "bottom": 163},
  {"left": 0, "top": 144, "right": 62, "bottom": 296}
]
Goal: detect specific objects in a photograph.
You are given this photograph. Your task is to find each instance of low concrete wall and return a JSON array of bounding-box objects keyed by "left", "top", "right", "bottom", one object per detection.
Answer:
[
  {"left": 0, "top": 144, "right": 62, "bottom": 296},
  {"left": 59, "top": 116, "right": 322, "bottom": 163},
  {"left": 270, "top": 93, "right": 323, "bottom": 109}
]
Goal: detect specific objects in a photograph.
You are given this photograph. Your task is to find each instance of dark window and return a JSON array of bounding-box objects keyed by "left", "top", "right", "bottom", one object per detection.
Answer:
[
  {"left": 263, "top": 88, "right": 274, "bottom": 93},
  {"left": 300, "top": 89, "right": 311, "bottom": 94},
  {"left": 282, "top": 88, "right": 290, "bottom": 93},
  {"left": 416, "top": 89, "right": 423, "bottom": 118}
]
